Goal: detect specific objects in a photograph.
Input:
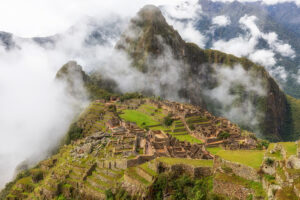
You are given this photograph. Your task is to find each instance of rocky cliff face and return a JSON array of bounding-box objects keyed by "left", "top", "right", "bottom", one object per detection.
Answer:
[{"left": 116, "top": 5, "right": 290, "bottom": 141}]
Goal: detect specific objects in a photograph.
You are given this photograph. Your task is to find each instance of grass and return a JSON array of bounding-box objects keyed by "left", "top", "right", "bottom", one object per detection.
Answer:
[
  {"left": 157, "top": 157, "right": 213, "bottom": 167},
  {"left": 279, "top": 142, "right": 297, "bottom": 158},
  {"left": 215, "top": 173, "right": 265, "bottom": 198},
  {"left": 120, "top": 110, "right": 159, "bottom": 127},
  {"left": 169, "top": 133, "right": 203, "bottom": 144},
  {"left": 127, "top": 167, "right": 150, "bottom": 185},
  {"left": 207, "top": 147, "right": 223, "bottom": 155},
  {"left": 216, "top": 150, "right": 264, "bottom": 169},
  {"left": 139, "top": 163, "right": 157, "bottom": 177}
]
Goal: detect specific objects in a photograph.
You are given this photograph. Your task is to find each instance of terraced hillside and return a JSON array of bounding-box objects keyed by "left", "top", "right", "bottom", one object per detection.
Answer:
[{"left": 3, "top": 97, "right": 300, "bottom": 199}]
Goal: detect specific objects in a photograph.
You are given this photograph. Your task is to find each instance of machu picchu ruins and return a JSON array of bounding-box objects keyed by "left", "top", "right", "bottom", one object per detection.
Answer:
[{"left": 5, "top": 97, "right": 300, "bottom": 200}]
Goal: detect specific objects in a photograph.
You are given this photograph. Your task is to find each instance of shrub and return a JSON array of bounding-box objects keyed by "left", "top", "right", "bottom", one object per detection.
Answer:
[
  {"left": 217, "top": 132, "right": 230, "bottom": 140},
  {"left": 32, "top": 170, "right": 44, "bottom": 183},
  {"left": 66, "top": 123, "right": 83, "bottom": 144},
  {"left": 108, "top": 105, "right": 117, "bottom": 112},
  {"left": 265, "top": 158, "right": 274, "bottom": 166},
  {"left": 163, "top": 115, "right": 174, "bottom": 127},
  {"left": 120, "top": 92, "right": 143, "bottom": 102},
  {"left": 149, "top": 173, "right": 225, "bottom": 200},
  {"left": 257, "top": 140, "right": 270, "bottom": 150},
  {"left": 189, "top": 124, "right": 196, "bottom": 131}
]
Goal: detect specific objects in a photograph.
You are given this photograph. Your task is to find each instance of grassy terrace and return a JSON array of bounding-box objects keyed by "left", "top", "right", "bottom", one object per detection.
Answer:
[
  {"left": 169, "top": 134, "right": 203, "bottom": 144},
  {"left": 265, "top": 143, "right": 283, "bottom": 160},
  {"left": 139, "top": 163, "right": 157, "bottom": 177},
  {"left": 216, "top": 150, "right": 265, "bottom": 169},
  {"left": 120, "top": 110, "right": 160, "bottom": 127},
  {"left": 157, "top": 157, "right": 213, "bottom": 167},
  {"left": 279, "top": 142, "right": 297, "bottom": 158},
  {"left": 169, "top": 120, "right": 203, "bottom": 144},
  {"left": 207, "top": 147, "right": 223, "bottom": 155}
]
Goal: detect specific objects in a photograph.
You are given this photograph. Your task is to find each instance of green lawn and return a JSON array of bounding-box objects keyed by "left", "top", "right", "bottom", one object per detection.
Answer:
[
  {"left": 157, "top": 157, "right": 213, "bottom": 167},
  {"left": 266, "top": 143, "right": 283, "bottom": 160},
  {"left": 139, "top": 163, "right": 157, "bottom": 176},
  {"left": 207, "top": 147, "right": 223, "bottom": 155},
  {"left": 169, "top": 133, "right": 203, "bottom": 144},
  {"left": 217, "top": 150, "right": 265, "bottom": 169},
  {"left": 120, "top": 110, "right": 159, "bottom": 127},
  {"left": 279, "top": 142, "right": 297, "bottom": 158}
]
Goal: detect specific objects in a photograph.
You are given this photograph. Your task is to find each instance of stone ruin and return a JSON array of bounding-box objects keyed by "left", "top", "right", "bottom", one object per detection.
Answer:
[
  {"left": 144, "top": 130, "right": 213, "bottom": 159},
  {"left": 147, "top": 98, "right": 257, "bottom": 150}
]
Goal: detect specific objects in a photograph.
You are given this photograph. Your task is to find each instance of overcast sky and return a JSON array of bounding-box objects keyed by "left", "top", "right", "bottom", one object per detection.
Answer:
[{"left": 0, "top": 0, "right": 298, "bottom": 37}]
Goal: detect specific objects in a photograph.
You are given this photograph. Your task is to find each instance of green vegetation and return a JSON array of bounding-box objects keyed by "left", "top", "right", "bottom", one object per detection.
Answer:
[
  {"left": 127, "top": 167, "right": 150, "bottom": 185},
  {"left": 264, "top": 158, "right": 274, "bottom": 166},
  {"left": 139, "top": 163, "right": 157, "bottom": 177},
  {"left": 157, "top": 157, "right": 213, "bottom": 167},
  {"left": 163, "top": 114, "right": 174, "bottom": 127},
  {"left": 150, "top": 173, "right": 225, "bottom": 200},
  {"left": 169, "top": 134, "right": 203, "bottom": 144},
  {"left": 207, "top": 147, "right": 223, "bottom": 155},
  {"left": 279, "top": 142, "right": 297, "bottom": 158},
  {"left": 66, "top": 123, "right": 83, "bottom": 144},
  {"left": 120, "top": 110, "right": 159, "bottom": 127},
  {"left": 256, "top": 140, "right": 269, "bottom": 150},
  {"left": 217, "top": 132, "right": 230, "bottom": 140},
  {"left": 119, "top": 92, "right": 143, "bottom": 102},
  {"left": 105, "top": 188, "right": 133, "bottom": 200},
  {"left": 216, "top": 150, "right": 264, "bottom": 169},
  {"left": 263, "top": 174, "right": 276, "bottom": 184}
]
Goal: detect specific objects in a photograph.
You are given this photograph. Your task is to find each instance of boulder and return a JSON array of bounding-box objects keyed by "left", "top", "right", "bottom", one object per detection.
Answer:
[{"left": 287, "top": 155, "right": 300, "bottom": 169}]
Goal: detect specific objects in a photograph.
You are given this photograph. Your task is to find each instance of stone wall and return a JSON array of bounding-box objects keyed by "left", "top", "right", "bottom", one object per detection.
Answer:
[
  {"left": 157, "top": 161, "right": 212, "bottom": 178},
  {"left": 127, "top": 155, "right": 156, "bottom": 168},
  {"left": 214, "top": 156, "right": 260, "bottom": 181}
]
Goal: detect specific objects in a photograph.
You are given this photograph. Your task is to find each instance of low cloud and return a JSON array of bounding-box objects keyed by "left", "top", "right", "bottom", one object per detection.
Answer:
[
  {"left": 203, "top": 65, "right": 266, "bottom": 134},
  {"left": 160, "top": 0, "right": 207, "bottom": 48},
  {"left": 212, "top": 15, "right": 231, "bottom": 27}
]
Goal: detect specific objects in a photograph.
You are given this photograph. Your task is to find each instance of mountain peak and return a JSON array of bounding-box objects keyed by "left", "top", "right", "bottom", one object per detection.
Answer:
[
  {"left": 135, "top": 5, "right": 166, "bottom": 24},
  {"left": 116, "top": 5, "right": 185, "bottom": 72}
]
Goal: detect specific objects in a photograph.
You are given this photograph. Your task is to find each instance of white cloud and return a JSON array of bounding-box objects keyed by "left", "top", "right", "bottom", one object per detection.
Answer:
[
  {"left": 204, "top": 65, "right": 266, "bottom": 133},
  {"left": 293, "top": 68, "right": 300, "bottom": 84},
  {"left": 212, "top": 15, "right": 231, "bottom": 27},
  {"left": 0, "top": 39, "right": 89, "bottom": 188},
  {"left": 262, "top": 32, "right": 296, "bottom": 58},
  {"left": 249, "top": 49, "right": 276, "bottom": 67},
  {"left": 160, "top": 0, "right": 207, "bottom": 48},
  {"left": 269, "top": 66, "right": 288, "bottom": 81},
  {"left": 0, "top": 0, "right": 191, "bottom": 37}
]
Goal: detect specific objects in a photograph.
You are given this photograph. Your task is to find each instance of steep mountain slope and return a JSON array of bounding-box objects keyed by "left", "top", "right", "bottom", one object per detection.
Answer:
[{"left": 116, "top": 5, "right": 290, "bottom": 141}]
